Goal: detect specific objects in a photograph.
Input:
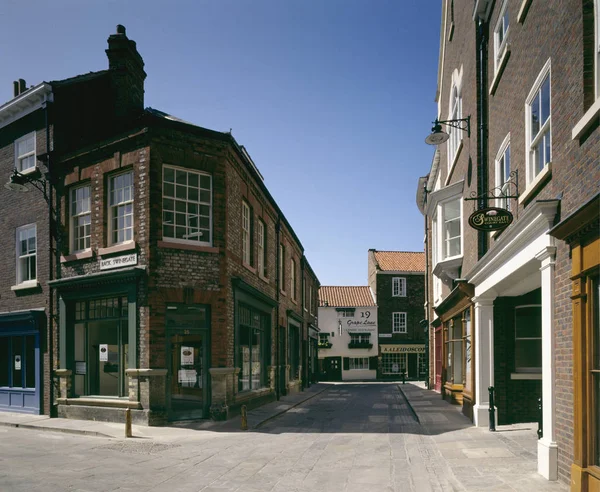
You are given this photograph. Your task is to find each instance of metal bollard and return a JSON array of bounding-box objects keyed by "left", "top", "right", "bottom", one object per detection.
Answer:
[
  {"left": 488, "top": 386, "right": 496, "bottom": 432},
  {"left": 402, "top": 372, "right": 406, "bottom": 385},
  {"left": 240, "top": 404, "right": 248, "bottom": 431},
  {"left": 125, "top": 407, "right": 133, "bottom": 438},
  {"left": 537, "top": 397, "right": 543, "bottom": 439}
]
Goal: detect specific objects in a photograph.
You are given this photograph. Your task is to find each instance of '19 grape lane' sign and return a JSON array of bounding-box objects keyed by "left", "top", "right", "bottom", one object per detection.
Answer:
[{"left": 468, "top": 207, "right": 513, "bottom": 232}]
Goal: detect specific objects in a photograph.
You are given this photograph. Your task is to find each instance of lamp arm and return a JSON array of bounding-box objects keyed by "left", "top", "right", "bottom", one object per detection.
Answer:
[{"left": 435, "top": 116, "right": 471, "bottom": 138}]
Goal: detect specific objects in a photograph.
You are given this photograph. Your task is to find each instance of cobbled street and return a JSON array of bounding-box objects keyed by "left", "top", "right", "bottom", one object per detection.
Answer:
[{"left": 0, "top": 383, "right": 566, "bottom": 492}]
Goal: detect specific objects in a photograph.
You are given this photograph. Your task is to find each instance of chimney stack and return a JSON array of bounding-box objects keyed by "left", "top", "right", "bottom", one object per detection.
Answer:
[
  {"left": 18, "top": 79, "right": 26, "bottom": 94},
  {"left": 106, "top": 25, "right": 146, "bottom": 120},
  {"left": 13, "top": 81, "right": 19, "bottom": 97}
]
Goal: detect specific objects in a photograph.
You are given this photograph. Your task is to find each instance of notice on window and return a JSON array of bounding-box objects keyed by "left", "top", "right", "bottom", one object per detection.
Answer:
[
  {"left": 178, "top": 369, "right": 197, "bottom": 384},
  {"left": 99, "top": 344, "right": 108, "bottom": 362},
  {"left": 392, "top": 363, "right": 399, "bottom": 373},
  {"left": 181, "top": 346, "right": 194, "bottom": 366},
  {"left": 75, "top": 361, "right": 86, "bottom": 375},
  {"left": 14, "top": 355, "right": 21, "bottom": 371}
]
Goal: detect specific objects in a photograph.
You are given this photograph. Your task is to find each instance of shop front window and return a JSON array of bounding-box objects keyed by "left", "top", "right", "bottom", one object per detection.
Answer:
[
  {"left": 592, "top": 276, "right": 599, "bottom": 466},
  {"left": 445, "top": 314, "right": 464, "bottom": 385},
  {"left": 381, "top": 353, "right": 407, "bottom": 375},
  {"left": 238, "top": 304, "right": 268, "bottom": 391},
  {"left": 514, "top": 305, "right": 542, "bottom": 372},
  {"left": 289, "top": 324, "right": 299, "bottom": 380},
  {"left": 73, "top": 296, "right": 129, "bottom": 397}
]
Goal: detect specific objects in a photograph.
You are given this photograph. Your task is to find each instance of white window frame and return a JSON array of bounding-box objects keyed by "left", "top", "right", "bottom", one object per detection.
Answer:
[
  {"left": 162, "top": 165, "right": 212, "bottom": 246},
  {"left": 15, "top": 132, "right": 36, "bottom": 173},
  {"left": 349, "top": 357, "right": 369, "bottom": 370},
  {"left": 279, "top": 243, "right": 285, "bottom": 292},
  {"left": 16, "top": 224, "right": 37, "bottom": 285},
  {"left": 392, "top": 277, "right": 406, "bottom": 297},
  {"left": 257, "top": 219, "right": 265, "bottom": 277},
  {"left": 441, "top": 198, "right": 462, "bottom": 261},
  {"left": 494, "top": 0, "right": 510, "bottom": 73},
  {"left": 290, "top": 258, "right": 296, "bottom": 301},
  {"left": 108, "top": 170, "right": 134, "bottom": 246},
  {"left": 70, "top": 185, "right": 91, "bottom": 253},
  {"left": 494, "top": 133, "right": 511, "bottom": 211},
  {"left": 525, "top": 59, "right": 552, "bottom": 186},
  {"left": 242, "top": 201, "right": 251, "bottom": 265},
  {"left": 447, "top": 83, "right": 462, "bottom": 171},
  {"left": 337, "top": 309, "right": 355, "bottom": 318},
  {"left": 392, "top": 312, "right": 407, "bottom": 334}
]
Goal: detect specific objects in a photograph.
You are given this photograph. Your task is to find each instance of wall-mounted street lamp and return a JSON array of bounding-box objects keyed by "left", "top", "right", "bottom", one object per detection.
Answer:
[
  {"left": 338, "top": 320, "right": 342, "bottom": 337},
  {"left": 5, "top": 168, "right": 48, "bottom": 201},
  {"left": 425, "top": 116, "right": 471, "bottom": 145}
]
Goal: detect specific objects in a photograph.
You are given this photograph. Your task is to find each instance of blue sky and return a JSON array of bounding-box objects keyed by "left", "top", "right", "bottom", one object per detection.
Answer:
[{"left": 1, "top": 0, "right": 441, "bottom": 286}]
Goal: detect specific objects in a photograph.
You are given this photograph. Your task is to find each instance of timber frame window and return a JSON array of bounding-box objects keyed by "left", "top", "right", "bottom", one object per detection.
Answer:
[
  {"left": 392, "top": 277, "right": 406, "bottom": 297},
  {"left": 447, "top": 83, "right": 463, "bottom": 169},
  {"left": 108, "top": 171, "right": 134, "bottom": 246},
  {"left": 514, "top": 304, "right": 542, "bottom": 373},
  {"left": 493, "top": 0, "right": 510, "bottom": 73},
  {"left": 162, "top": 165, "right": 212, "bottom": 246},
  {"left": 15, "top": 132, "right": 36, "bottom": 173},
  {"left": 495, "top": 134, "right": 511, "bottom": 211},
  {"left": 290, "top": 258, "right": 297, "bottom": 301},
  {"left": 392, "top": 312, "right": 407, "bottom": 333},
  {"left": 279, "top": 244, "right": 285, "bottom": 293},
  {"left": 445, "top": 314, "right": 464, "bottom": 385},
  {"left": 525, "top": 60, "right": 551, "bottom": 186},
  {"left": 349, "top": 357, "right": 369, "bottom": 370},
  {"left": 257, "top": 219, "right": 266, "bottom": 277},
  {"left": 237, "top": 304, "right": 268, "bottom": 392},
  {"left": 242, "top": 201, "right": 253, "bottom": 266},
  {"left": 337, "top": 309, "right": 355, "bottom": 318},
  {"left": 70, "top": 185, "right": 91, "bottom": 253},
  {"left": 16, "top": 224, "right": 36, "bottom": 286}
]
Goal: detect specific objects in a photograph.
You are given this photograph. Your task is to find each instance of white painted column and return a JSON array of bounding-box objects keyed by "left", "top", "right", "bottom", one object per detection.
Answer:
[
  {"left": 536, "top": 246, "right": 557, "bottom": 480},
  {"left": 472, "top": 293, "right": 497, "bottom": 427}
]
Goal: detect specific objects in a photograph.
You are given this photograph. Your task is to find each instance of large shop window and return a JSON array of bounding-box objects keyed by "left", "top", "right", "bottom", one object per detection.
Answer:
[
  {"left": 445, "top": 315, "right": 464, "bottom": 385},
  {"left": 0, "top": 335, "right": 36, "bottom": 389},
  {"left": 238, "top": 304, "right": 268, "bottom": 392},
  {"left": 514, "top": 305, "right": 542, "bottom": 373},
  {"left": 162, "top": 165, "right": 212, "bottom": 245},
  {"left": 382, "top": 353, "right": 407, "bottom": 375},
  {"left": 591, "top": 275, "right": 599, "bottom": 466},
  {"left": 73, "top": 297, "right": 129, "bottom": 397},
  {"left": 288, "top": 324, "right": 299, "bottom": 380}
]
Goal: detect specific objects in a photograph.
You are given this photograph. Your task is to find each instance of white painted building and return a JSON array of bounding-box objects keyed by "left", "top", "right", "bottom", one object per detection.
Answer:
[{"left": 318, "top": 286, "right": 378, "bottom": 381}]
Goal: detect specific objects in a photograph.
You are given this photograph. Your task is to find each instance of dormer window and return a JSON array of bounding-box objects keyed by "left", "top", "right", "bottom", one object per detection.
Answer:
[{"left": 15, "top": 132, "right": 36, "bottom": 173}]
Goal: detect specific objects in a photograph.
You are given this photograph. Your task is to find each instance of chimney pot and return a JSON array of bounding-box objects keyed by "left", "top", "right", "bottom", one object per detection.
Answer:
[
  {"left": 116, "top": 24, "right": 126, "bottom": 35},
  {"left": 13, "top": 81, "right": 19, "bottom": 97},
  {"left": 18, "top": 79, "right": 26, "bottom": 94}
]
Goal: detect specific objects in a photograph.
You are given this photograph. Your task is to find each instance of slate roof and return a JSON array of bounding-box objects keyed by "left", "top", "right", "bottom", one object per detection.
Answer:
[
  {"left": 373, "top": 250, "right": 425, "bottom": 272},
  {"left": 319, "top": 286, "right": 375, "bottom": 307}
]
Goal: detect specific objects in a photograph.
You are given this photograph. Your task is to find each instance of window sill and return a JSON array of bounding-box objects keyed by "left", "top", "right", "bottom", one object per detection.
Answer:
[
  {"left": 517, "top": 0, "right": 533, "bottom": 23},
  {"left": 510, "top": 372, "right": 542, "bottom": 380},
  {"left": 447, "top": 21, "right": 454, "bottom": 41},
  {"left": 243, "top": 262, "right": 256, "bottom": 274},
  {"left": 432, "top": 255, "right": 463, "bottom": 284},
  {"left": 157, "top": 240, "right": 219, "bottom": 254},
  {"left": 11, "top": 280, "right": 40, "bottom": 291},
  {"left": 98, "top": 242, "right": 137, "bottom": 257},
  {"left": 61, "top": 250, "right": 93, "bottom": 263},
  {"left": 445, "top": 140, "right": 463, "bottom": 186},
  {"left": 572, "top": 97, "right": 600, "bottom": 141},
  {"left": 258, "top": 273, "right": 269, "bottom": 284},
  {"left": 518, "top": 163, "right": 552, "bottom": 205},
  {"left": 489, "top": 46, "right": 510, "bottom": 96}
]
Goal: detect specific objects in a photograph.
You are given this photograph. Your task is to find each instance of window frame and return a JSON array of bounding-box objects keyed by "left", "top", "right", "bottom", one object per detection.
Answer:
[
  {"left": 525, "top": 59, "right": 552, "bottom": 186},
  {"left": 242, "top": 201, "right": 252, "bottom": 266},
  {"left": 108, "top": 170, "right": 134, "bottom": 246},
  {"left": 495, "top": 133, "right": 511, "bottom": 211},
  {"left": 16, "top": 224, "right": 37, "bottom": 285},
  {"left": 514, "top": 304, "right": 542, "bottom": 373},
  {"left": 392, "top": 312, "right": 407, "bottom": 334},
  {"left": 349, "top": 357, "right": 370, "bottom": 370},
  {"left": 494, "top": 0, "right": 510, "bottom": 73},
  {"left": 70, "top": 184, "right": 92, "bottom": 253},
  {"left": 447, "top": 83, "right": 462, "bottom": 170},
  {"left": 392, "top": 277, "right": 407, "bottom": 297},
  {"left": 441, "top": 197, "right": 462, "bottom": 261},
  {"left": 290, "top": 258, "right": 297, "bottom": 301},
  {"left": 162, "top": 165, "right": 213, "bottom": 247},
  {"left": 257, "top": 219, "right": 266, "bottom": 278},
  {"left": 279, "top": 243, "right": 285, "bottom": 293},
  {"left": 15, "top": 132, "right": 36, "bottom": 173}
]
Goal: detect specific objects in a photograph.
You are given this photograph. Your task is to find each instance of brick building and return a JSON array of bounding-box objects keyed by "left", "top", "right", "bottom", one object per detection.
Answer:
[
  {"left": 417, "top": 0, "right": 599, "bottom": 487},
  {"left": 317, "top": 286, "right": 378, "bottom": 381},
  {"left": 367, "top": 250, "right": 426, "bottom": 380},
  {"left": 0, "top": 25, "right": 320, "bottom": 425}
]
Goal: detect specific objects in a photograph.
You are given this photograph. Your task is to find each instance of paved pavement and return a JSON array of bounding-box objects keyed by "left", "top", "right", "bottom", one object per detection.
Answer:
[{"left": 0, "top": 382, "right": 568, "bottom": 491}]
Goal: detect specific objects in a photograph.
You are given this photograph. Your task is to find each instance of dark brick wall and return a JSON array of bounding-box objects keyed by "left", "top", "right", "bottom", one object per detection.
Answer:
[{"left": 376, "top": 273, "right": 425, "bottom": 342}]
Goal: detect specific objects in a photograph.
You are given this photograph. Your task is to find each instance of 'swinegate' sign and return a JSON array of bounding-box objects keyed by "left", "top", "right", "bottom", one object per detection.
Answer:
[{"left": 468, "top": 207, "right": 513, "bottom": 232}]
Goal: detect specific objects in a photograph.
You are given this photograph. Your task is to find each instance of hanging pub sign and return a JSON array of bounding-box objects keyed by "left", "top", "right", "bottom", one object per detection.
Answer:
[{"left": 468, "top": 207, "right": 513, "bottom": 232}]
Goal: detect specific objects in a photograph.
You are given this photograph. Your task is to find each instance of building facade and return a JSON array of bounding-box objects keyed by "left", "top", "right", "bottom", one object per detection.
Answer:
[
  {"left": 317, "top": 286, "right": 377, "bottom": 381},
  {"left": 0, "top": 25, "right": 320, "bottom": 425},
  {"left": 368, "top": 250, "right": 426, "bottom": 380},
  {"left": 417, "top": 0, "right": 600, "bottom": 487}
]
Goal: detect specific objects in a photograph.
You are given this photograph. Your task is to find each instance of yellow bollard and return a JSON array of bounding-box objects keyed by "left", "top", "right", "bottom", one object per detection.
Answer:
[
  {"left": 125, "top": 407, "right": 133, "bottom": 438},
  {"left": 241, "top": 404, "right": 248, "bottom": 431}
]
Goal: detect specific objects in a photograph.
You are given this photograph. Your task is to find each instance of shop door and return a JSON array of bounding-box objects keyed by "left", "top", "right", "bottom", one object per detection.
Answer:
[
  {"left": 323, "top": 357, "right": 342, "bottom": 381},
  {"left": 0, "top": 333, "right": 40, "bottom": 414},
  {"left": 435, "top": 327, "right": 442, "bottom": 392},
  {"left": 169, "top": 334, "right": 206, "bottom": 420},
  {"left": 408, "top": 353, "right": 418, "bottom": 379},
  {"left": 278, "top": 327, "right": 287, "bottom": 396}
]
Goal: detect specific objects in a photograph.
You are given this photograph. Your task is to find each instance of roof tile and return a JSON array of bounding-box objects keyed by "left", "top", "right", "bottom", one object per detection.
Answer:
[
  {"left": 373, "top": 251, "right": 425, "bottom": 272},
  {"left": 319, "top": 286, "right": 375, "bottom": 307}
]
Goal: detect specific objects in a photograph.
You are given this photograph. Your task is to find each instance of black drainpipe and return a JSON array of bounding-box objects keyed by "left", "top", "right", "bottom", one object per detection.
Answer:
[
  {"left": 275, "top": 218, "right": 281, "bottom": 400},
  {"left": 476, "top": 16, "right": 489, "bottom": 259}
]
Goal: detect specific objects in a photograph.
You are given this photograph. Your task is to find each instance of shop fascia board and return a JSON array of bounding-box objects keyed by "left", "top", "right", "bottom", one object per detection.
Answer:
[{"left": 466, "top": 200, "right": 559, "bottom": 295}]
